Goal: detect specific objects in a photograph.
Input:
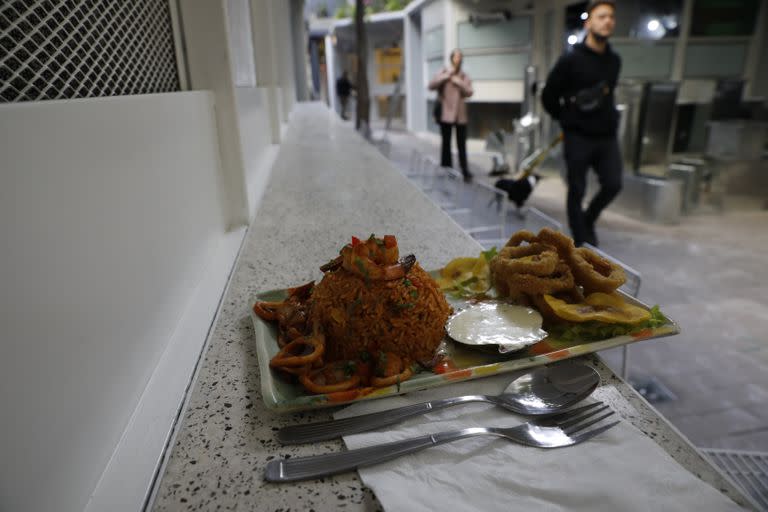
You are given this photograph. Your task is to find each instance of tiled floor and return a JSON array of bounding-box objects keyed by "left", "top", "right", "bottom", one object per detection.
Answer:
[{"left": 367, "top": 123, "right": 768, "bottom": 455}]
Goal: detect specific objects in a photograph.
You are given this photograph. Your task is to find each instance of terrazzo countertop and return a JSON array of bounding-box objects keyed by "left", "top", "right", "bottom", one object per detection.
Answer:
[{"left": 150, "top": 103, "right": 752, "bottom": 511}]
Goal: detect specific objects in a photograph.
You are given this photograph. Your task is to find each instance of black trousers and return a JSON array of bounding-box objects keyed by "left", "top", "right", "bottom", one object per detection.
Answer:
[
  {"left": 563, "top": 132, "right": 623, "bottom": 245},
  {"left": 440, "top": 122, "right": 469, "bottom": 176},
  {"left": 339, "top": 95, "right": 349, "bottom": 119}
]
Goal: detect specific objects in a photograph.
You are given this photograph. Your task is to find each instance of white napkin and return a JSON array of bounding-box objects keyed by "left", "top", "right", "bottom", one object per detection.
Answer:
[{"left": 334, "top": 372, "right": 744, "bottom": 512}]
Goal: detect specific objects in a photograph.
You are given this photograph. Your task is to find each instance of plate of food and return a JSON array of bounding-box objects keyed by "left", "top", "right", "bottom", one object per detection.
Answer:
[{"left": 250, "top": 230, "right": 679, "bottom": 412}]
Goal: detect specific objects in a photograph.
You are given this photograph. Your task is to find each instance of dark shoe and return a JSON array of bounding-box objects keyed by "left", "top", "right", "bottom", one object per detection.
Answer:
[{"left": 584, "top": 222, "right": 598, "bottom": 247}]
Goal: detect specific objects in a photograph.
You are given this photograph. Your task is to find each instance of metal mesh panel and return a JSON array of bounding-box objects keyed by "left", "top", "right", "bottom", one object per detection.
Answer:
[
  {"left": 0, "top": 0, "right": 180, "bottom": 103},
  {"left": 702, "top": 449, "right": 768, "bottom": 511}
]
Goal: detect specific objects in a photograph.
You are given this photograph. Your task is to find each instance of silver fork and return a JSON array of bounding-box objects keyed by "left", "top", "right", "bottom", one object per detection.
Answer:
[{"left": 265, "top": 402, "right": 618, "bottom": 482}]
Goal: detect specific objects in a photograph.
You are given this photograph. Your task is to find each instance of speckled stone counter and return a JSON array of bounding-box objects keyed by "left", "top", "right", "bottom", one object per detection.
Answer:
[{"left": 150, "top": 103, "right": 752, "bottom": 511}]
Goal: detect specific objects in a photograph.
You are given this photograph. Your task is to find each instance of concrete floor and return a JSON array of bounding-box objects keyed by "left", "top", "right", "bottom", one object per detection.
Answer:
[{"left": 366, "top": 122, "right": 768, "bottom": 453}]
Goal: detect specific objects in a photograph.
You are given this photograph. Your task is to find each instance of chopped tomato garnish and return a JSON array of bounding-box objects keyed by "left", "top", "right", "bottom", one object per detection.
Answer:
[
  {"left": 326, "top": 389, "right": 361, "bottom": 403},
  {"left": 445, "top": 368, "right": 472, "bottom": 381},
  {"left": 432, "top": 358, "right": 457, "bottom": 374},
  {"left": 631, "top": 328, "right": 653, "bottom": 339},
  {"left": 527, "top": 341, "right": 553, "bottom": 355},
  {"left": 351, "top": 236, "right": 362, "bottom": 247}
]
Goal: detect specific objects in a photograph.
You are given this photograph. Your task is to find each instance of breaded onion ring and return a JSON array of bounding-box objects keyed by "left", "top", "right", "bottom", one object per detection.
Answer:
[
  {"left": 270, "top": 334, "right": 325, "bottom": 367},
  {"left": 504, "top": 230, "right": 538, "bottom": 247},
  {"left": 537, "top": 227, "right": 576, "bottom": 261},
  {"left": 494, "top": 243, "right": 560, "bottom": 276},
  {"left": 495, "top": 262, "right": 575, "bottom": 296},
  {"left": 570, "top": 247, "right": 626, "bottom": 293}
]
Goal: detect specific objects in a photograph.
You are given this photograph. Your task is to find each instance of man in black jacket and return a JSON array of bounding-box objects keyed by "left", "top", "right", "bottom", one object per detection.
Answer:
[
  {"left": 336, "top": 71, "right": 354, "bottom": 120},
  {"left": 542, "top": 0, "right": 621, "bottom": 247}
]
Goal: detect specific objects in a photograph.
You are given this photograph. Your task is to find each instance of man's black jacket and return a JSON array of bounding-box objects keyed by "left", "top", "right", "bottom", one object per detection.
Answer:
[{"left": 541, "top": 42, "right": 621, "bottom": 136}]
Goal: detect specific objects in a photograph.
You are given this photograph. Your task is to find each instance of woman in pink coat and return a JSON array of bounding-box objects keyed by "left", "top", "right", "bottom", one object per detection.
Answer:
[{"left": 429, "top": 48, "right": 474, "bottom": 182}]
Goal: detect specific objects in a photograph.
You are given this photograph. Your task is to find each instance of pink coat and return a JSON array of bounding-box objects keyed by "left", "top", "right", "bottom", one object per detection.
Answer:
[{"left": 428, "top": 68, "right": 474, "bottom": 124}]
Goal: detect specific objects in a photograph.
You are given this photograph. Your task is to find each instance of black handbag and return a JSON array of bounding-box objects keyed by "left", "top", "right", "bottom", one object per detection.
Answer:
[
  {"left": 432, "top": 100, "right": 442, "bottom": 123},
  {"left": 432, "top": 82, "right": 444, "bottom": 123},
  {"left": 570, "top": 81, "right": 610, "bottom": 112}
]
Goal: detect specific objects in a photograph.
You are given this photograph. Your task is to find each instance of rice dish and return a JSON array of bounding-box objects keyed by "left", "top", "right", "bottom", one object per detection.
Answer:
[{"left": 312, "top": 262, "right": 451, "bottom": 363}]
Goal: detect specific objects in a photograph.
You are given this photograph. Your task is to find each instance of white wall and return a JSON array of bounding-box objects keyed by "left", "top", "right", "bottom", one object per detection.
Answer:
[
  {"left": 227, "top": 0, "right": 279, "bottom": 218},
  {"left": 181, "top": 0, "right": 251, "bottom": 228},
  {"left": 251, "top": 0, "right": 284, "bottom": 143},
  {"left": 0, "top": 92, "right": 236, "bottom": 512},
  {"left": 422, "top": 0, "right": 445, "bottom": 33},
  {"left": 405, "top": 11, "right": 426, "bottom": 132},
  {"left": 325, "top": 34, "right": 339, "bottom": 113},
  {"left": 290, "top": 0, "right": 311, "bottom": 102},
  {"left": 421, "top": 0, "right": 445, "bottom": 104},
  {"left": 450, "top": 1, "right": 528, "bottom": 102},
  {"left": 0, "top": 1, "right": 302, "bottom": 509},
  {"left": 273, "top": 1, "right": 298, "bottom": 123}
]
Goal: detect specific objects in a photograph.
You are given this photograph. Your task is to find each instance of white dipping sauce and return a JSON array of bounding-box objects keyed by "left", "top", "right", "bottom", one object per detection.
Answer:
[{"left": 446, "top": 302, "right": 547, "bottom": 353}]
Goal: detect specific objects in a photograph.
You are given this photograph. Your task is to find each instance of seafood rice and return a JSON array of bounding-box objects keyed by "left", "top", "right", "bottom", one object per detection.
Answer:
[{"left": 311, "top": 262, "right": 451, "bottom": 363}]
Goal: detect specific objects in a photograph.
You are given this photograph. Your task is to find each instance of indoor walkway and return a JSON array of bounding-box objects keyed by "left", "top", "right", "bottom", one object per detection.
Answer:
[{"left": 369, "top": 123, "right": 768, "bottom": 458}]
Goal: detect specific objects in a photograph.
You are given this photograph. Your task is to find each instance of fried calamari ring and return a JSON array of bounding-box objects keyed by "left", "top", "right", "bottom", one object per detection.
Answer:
[
  {"left": 504, "top": 230, "right": 539, "bottom": 247},
  {"left": 275, "top": 364, "right": 312, "bottom": 376},
  {"left": 494, "top": 243, "right": 560, "bottom": 276},
  {"left": 369, "top": 352, "right": 414, "bottom": 388},
  {"left": 570, "top": 247, "right": 626, "bottom": 293},
  {"left": 299, "top": 363, "right": 361, "bottom": 394},
  {"left": 491, "top": 278, "right": 529, "bottom": 304},
  {"left": 252, "top": 301, "right": 280, "bottom": 322},
  {"left": 496, "top": 262, "right": 575, "bottom": 296},
  {"left": 270, "top": 334, "right": 325, "bottom": 367},
  {"left": 536, "top": 227, "right": 576, "bottom": 261},
  {"left": 371, "top": 367, "right": 413, "bottom": 388}
]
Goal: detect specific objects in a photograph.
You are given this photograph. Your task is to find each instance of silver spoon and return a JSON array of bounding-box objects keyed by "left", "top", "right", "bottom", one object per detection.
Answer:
[{"left": 277, "top": 361, "right": 600, "bottom": 444}]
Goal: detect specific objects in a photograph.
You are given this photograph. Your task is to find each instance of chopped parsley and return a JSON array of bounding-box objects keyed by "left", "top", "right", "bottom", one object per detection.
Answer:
[
  {"left": 354, "top": 257, "right": 371, "bottom": 286},
  {"left": 343, "top": 361, "right": 357, "bottom": 377},
  {"left": 481, "top": 246, "right": 498, "bottom": 262},
  {"left": 375, "top": 351, "right": 388, "bottom": 377}
]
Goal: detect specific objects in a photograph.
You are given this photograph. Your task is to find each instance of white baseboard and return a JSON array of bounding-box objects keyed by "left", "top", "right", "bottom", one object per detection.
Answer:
[{"left": 84, "top": 226, "right": 247, "bottom": 512}]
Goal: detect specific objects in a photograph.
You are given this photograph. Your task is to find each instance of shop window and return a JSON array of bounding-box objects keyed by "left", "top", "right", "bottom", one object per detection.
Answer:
[
  {"left": 462, "top": 53, "right": 529, "bottom": 81},
  {"left": 424, "top": 26, "right": 444, "bottom": 58},
  {"left": 375, "top": 47, "right": 402, "bottom": 84},
  {"left": 612, "top": 43, "right": 674, "bottom": 79},
  {"left": 684, "top": 43, "right": 748, "bottom": 78},
  {"left": 457, "top": 18, "right": 531, "bottom": 49},
  {"left": 690, "top": 0, "right": 759, "bottom": 36}
]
